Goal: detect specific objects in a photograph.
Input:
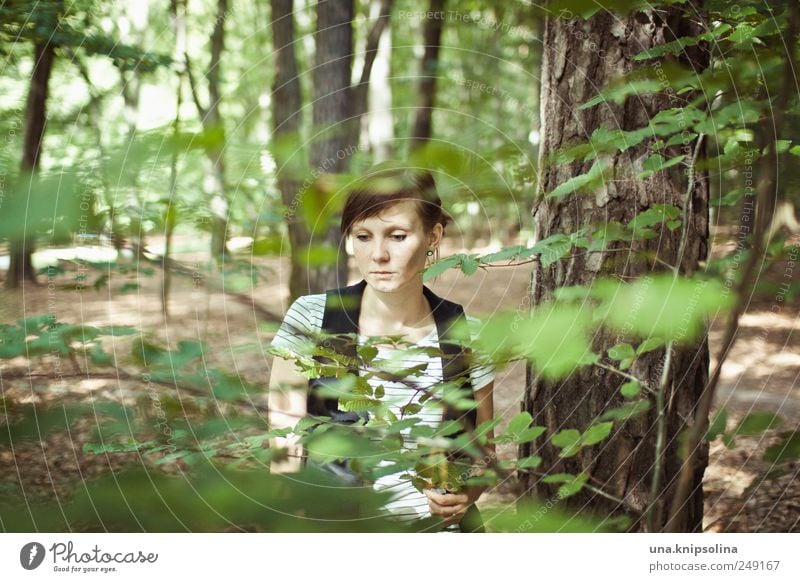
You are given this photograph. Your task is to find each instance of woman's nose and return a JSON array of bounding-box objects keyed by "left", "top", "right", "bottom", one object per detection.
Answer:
[{"left": 371, "top": 239, "right": 389, "bottom": 261}]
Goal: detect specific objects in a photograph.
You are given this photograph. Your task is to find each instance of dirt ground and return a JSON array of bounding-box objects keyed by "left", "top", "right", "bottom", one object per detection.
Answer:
[{"left": 0, "top": 235, "right": 798, "bottom": 532}]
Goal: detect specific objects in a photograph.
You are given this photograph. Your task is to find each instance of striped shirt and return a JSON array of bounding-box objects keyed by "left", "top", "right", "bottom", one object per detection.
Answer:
[{"left": 269, "top": 293, "right": 495, "bottom": 524}]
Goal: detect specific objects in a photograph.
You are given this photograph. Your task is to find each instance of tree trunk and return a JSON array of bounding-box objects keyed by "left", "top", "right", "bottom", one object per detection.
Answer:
[
  {"left": 520, "top": 7, "right": 710, "bottom": 532},
  {"left": 7, "top": 40, "right": 55, "bottom": 289},
  {"left": 409, "top": 0, "right": 445, "bottom": 150},
  {"left": 206, "top": 0, "right": 229, "bottom": 261},
  {"left": 351, "top": 0, "right": 393, "bottom": 149},
  {"left": 271, "top": 0, "right": 312, "bottom": 302},
  {"left": 307, "top": 0, "right": 354, "bottom": 293}
]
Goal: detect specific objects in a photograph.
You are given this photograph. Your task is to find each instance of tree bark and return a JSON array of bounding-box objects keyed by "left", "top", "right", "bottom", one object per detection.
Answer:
[
  {"left": 520, "top": 7, "right": 710, "bottom": 532},
  {"left": 351, "top": 0, "right": 393, "bottom": 148},
  {"left": 206, "top": 0, "right": 228, "bottom": 260},
  {"left": 7, "top": 40, "right": 55, "bottom": 289},
  {"left": 271, "top": 0, "right": 313, "bottom": 301},
  {"left": 184, "top": 0, "right": 229, "bottom": 261},
  {"left": 409, "top": 0, "right": 445, "bottom": 150},
  {"left": 306, "top": 0, "right": 355, "bottom": 293}
]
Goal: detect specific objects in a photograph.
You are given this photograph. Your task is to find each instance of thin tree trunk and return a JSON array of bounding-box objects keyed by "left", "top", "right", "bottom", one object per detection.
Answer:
[
  {"left": 206, "top": 0, "right": 228, "bottom": 260},
  {"left": 520, "top": 7, "right": 710, "bottom": 532},
  {"left": 118, "top": 2, "right": 148, "bottom": 255},
  {"left": 184, "top": 0, "right": 229, "bottom": 262},
  {"left": 7, "top": 40, "right": 55, "bottom": 289},
  {"left": 307, "top": 0, "right": 355, "bottom": 292},
  {"left": 163, "top": 0, "right": 187, "bottom": 319},
  {"left": 351, "top": 0, "right": 393, "bottom": 148},
  {"left": 409, "top": 0, "right": 445, "bottom": 150}
]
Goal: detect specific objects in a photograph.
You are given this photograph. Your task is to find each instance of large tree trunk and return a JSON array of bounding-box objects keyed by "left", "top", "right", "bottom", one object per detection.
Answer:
[
  {"left": 307, "top": 0, "right": 354, "bottom": 293},
  {"left": 408, "top": 0, "right": 445, "bottom": 150},
  {"left": 520, "top": 7, "right": 710, "bottom": 532},
  {"left": 7, "top": 40, "right": 55, "bottom": 289}
]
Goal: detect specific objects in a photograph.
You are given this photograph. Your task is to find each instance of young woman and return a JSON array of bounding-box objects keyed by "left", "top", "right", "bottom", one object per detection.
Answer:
[{"left": 268, "top": 163, "right": 495, "bottom": 531}]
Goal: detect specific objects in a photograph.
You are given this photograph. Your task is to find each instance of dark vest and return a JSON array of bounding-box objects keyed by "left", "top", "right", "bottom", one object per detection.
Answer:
[
  {"left": 307, "top": 278, "right": 476, "bottom": 430},
  {"left": 307, "top": 279, "right": 485, "bottom": 533}
]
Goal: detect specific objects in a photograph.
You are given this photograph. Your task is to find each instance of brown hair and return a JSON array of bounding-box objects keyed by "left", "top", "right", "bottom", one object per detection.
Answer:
[{"left": 340, "top": 162, "right": 452, "bottom": 236}]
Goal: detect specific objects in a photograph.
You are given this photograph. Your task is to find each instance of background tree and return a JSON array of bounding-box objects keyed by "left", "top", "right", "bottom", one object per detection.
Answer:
[
  {"left": 184, "top": 0, "right": 230, "bottom": 261},
  {"left": 409, "top": 0, "right": 446, "bottom": 149}
]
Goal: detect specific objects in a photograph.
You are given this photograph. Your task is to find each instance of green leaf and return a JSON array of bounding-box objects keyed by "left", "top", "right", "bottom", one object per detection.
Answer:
[
  {"left": 400, "top": 403, "right": 422, "bottom": 416},
  {"left": 358, "top": 344, "right": 379, "bottom": 364},
  {"left": 596, "top": 275, "right": 734, "bottom": 343},
  {"left": 638, "top": 154, "right": 686, "bottom": 179},
  {"left": 579, "top": 79, "right": 663, "bottom": 110},
  {"left": 600, "top": 400, "right": 652, "bottom": 422},
  {"left": 93, "top": 273, "right": 109, "bottom": 290},
  {"left": 763, "top": 432, "right": 800, "bottom": 464},
  {"left": 423, "top": 255, "right": 462, "bottom": 281},
  {"left": 517, "top": 426, "right": 547, "bottom": 444},
  {"left": 619, "top": 381, "right": 642, "bottom": 399},
  {"left": 305, "top": 427, "right": 380, "bottom": 464},
  {"left": 541, "top": 473, "right": 574, "bottom": 484},
  {"left": 608, "top": 343, "right": 635, "bottom": 361},
  {"left": 636, "top": 337, "right": 664, "bottom": 355},
  {"left": 627, "top": 204, "right": 681, "bottom": 237},
  {"left": 475, "top": 416, "right": 503, "bottom": 440},
  {"left": 88, "top": 343, "right": 113, "bottom": 367},
  {"left": 547, "top": 159, "right": 611, "bottom": 200},
  {"left": 516, "top": 456, "right": 542, "bottom": 470},
  {"left": 551, "top": 429, "right": 582, "bottom": 457},
  {"left": 480, "top": 245, "right": 527, "bottom": 263},
  {"left": 705, "top": 408, "right": 728, "bottom": 441},
  {"left": 385, "top": 417, "right": 422, "bottom": 434},
  {"left": 460, "top": 255, "right": 480, "bottom": 276},
  {"left": 581, "top": 422, "right": 614, "bottom": 446},
  {"left": 732, "top": 412, "right": 782, "bottom": 437},
  {"left": 120, "top": 282, "right": 139, "bottom": 293},
  {"left": 557, "top": 473, "right": 589, "bottom": 499},
  {"left": 0, "top": 324, "right": 26, "bottom": 359},
  {"left": 506, "top": 412, "right": 534, "bottom": 436},
  {"left": 95, "top": 325, "right": 138, "bottom": 337},
  {"left": 478, "top": 303, "right": 594, "bottom": 381}
]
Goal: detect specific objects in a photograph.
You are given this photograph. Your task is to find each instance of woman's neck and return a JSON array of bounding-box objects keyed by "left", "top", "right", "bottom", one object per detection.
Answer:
[{"left": 360, "top": 279, "right": 432, "bottom": 332}]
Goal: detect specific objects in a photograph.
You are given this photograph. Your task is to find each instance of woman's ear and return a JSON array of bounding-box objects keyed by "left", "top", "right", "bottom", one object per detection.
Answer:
[{"left": 429, "top": 223, "right": 444, "bottom": 248}]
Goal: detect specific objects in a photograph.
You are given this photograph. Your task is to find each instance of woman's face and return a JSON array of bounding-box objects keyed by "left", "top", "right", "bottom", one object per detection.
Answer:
[{"left": 350, "top": 200, "right": 442, "bottom": 294}]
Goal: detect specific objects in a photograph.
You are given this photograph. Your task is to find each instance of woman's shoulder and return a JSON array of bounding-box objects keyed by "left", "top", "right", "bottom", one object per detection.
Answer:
[
  {"left": 271, "top": 294, "right": 326, "bottom": 352},
  {"left": 287, "top": 293, "right": 326, "bottom": 314}
]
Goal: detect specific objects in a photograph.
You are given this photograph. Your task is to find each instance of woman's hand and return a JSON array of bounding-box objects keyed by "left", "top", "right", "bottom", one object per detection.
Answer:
[{"left": 424, "top": 486, "right": 485, "bottom": 525}]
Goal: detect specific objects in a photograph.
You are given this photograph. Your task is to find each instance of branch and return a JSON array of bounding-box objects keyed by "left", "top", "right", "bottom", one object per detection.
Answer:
[
  {"left": 184, "top": 51, "right": 207, "bottom": 120},
  {"left": 646, "top": 340, "right": 672, "bottom": 532}
]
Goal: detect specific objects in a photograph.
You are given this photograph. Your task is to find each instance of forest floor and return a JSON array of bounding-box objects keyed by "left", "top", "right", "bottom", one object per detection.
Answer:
[{"left": 1, "top": 234, "right": 798, "bottom": 532}]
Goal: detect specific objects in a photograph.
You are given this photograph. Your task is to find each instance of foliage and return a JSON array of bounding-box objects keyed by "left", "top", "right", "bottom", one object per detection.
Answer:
[{"left": 1, "top": 0, "right": 797, "bottom": 532}]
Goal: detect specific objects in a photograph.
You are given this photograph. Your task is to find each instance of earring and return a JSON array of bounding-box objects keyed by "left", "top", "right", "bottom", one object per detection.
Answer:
[{"left": 426, "top": 249, "right": 434, "bottom": 256}]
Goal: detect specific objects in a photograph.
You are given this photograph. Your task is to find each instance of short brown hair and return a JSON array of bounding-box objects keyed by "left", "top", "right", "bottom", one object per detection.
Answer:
[{"left": 340, "top": 162, "right": 452, "bottom": 236}]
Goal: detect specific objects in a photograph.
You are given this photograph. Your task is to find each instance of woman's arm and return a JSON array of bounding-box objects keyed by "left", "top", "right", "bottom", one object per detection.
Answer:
[
  {"left": 268, "top": 355, "right": 308, "bottom": 473},
  {"left": 424, "top": 380, "right": 495, "bottom": 523}
]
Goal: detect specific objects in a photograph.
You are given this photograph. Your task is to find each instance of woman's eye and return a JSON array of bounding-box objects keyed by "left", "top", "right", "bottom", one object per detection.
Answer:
[
  {"left": 390, "top": 234, "right": 407, "bottom": 241},
  {"left": 355, "top": 234, "right": 370, "bottom": 241}
]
